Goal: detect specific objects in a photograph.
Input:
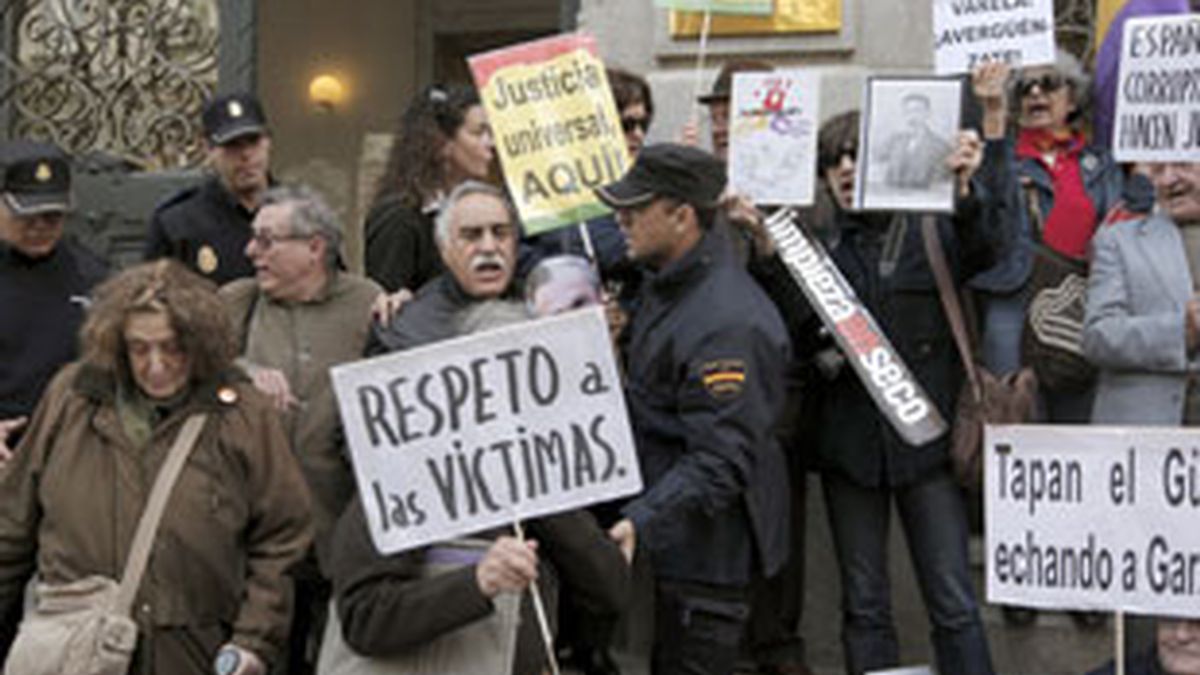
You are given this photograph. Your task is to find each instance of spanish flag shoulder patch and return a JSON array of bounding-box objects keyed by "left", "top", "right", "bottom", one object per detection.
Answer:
[{"left": 701, "top": 359, "right": 747, "bottom": 400}]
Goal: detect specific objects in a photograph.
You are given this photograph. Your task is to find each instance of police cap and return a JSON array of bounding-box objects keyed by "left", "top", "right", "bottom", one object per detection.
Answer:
[
  {"left": 0, "top": 140, "right": 71, "bottom": 216},
  {"left": 595, "top": 143, "right": 726, "bottom": 210},
  {"left": 202, "top": 92, "right": 268, "bottom": 145}
]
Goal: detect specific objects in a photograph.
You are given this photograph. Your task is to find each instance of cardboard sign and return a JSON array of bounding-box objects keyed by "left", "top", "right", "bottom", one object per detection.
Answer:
[
  {"left": 469, "top": 33, "right": 630, "bottom": 236},
  {"left": 987, "top": 425, "right": 1200, "bottom": 618},
  {"left": 932, "top": 0, "right": 1057, "bottom": 75},
  {"left": 763, "top": 209, "right": 948, "bottom": 447},
  {"left": 331, "top": 308, "right": 642, "bottom": 555},
  {"left": 1113, "top": 13, "right": 1200, "bottom": 162},
  {"left": 729, "top": 70, "right": 820, "bottom": 206},
  {"left": 655, "top": 0, "right": 773, "bottom": 15}
]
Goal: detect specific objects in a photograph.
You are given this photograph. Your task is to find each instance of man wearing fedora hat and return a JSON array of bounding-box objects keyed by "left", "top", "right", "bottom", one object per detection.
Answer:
[
  {"left": 145, "top": 92, "right": 274, "bottom": 285},
  {"left": 598, "top": 143, "right": 791, "bottom": 675},
  {"left": 0, "top": 140, "right": 107, "bottom": 465}
]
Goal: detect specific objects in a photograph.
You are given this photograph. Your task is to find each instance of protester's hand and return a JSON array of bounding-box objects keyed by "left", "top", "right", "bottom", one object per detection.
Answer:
[
  {"left": 947, "top": 130, "right": 984, "bottom": 198},
  {"left": 213, "top": 643, "right": 265, "bottom": 675},
  {"left": 722, "top": 191, "right": 774, "bottom": 258},
  {"left": 972, "top": 62, "right": 1010, "bottom": 140},
  {"left": 372, "top": 288, "right": 414, "bottom": 326},
  {"left": 0, "top": 417, "right": 28, "bottom": 462},
  {"left": 246, "top": 366, "right": 298, "bottom": 412},
  {"left": 678, "top": 117, "right": 702, "bottom": 147},
  {"left": 1187, "top": 298, "right": 1200, "bottom": 351},
  {"left": 604, "top": 293, "right": 628, "bottom": 343},
  {"left": 972, "top": 62, "right": 1009, "bottom": 107},
  {"left": 476, "top": 536, "right": 539, "bottom": 597},
  {"left": 608, "top": 518, "right": 636, "bottom": 564}
]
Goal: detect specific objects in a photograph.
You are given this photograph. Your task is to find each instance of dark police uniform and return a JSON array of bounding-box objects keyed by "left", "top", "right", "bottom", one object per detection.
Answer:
[
  {"left": 623, "top": 229, "right": 791, "bottom": 673},
  {"left": 0, "top": 239, "right": 107, "bottom": 422},
  {"left": 0, "top": 140, "right": 108, "bottom": 424},
  {"left": 144, "top": 92, "right": 269, "bottom": 285},
  {"left": 144, "top": 176, "right": 256, "bottom": 284},
  {"left": 598, "top": 143, "right": 791, "bottom": 674}
]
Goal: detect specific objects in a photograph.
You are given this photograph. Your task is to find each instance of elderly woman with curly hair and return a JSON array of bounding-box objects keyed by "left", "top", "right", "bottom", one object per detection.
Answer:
[
  {"left": 0, "top": 260, "right": 313, "bottom": 675},
  {"left": 970, "top": 51, "right": 1124, "bottom": 627},
  {"left": 364, "top": 83, "right": 495, "bottom": 297}
]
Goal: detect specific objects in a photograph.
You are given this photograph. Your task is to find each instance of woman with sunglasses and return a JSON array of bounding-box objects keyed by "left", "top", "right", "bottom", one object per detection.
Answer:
[
  {"left": 364, "top": 84, "right": 495, "bottom": 298},
  {"left": 970, "top": 53, "right": 1123, "bottom": 627}
]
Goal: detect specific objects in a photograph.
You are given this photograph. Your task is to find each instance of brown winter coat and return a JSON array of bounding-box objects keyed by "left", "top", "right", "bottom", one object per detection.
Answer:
[{"left": 0, "top": 363, "right": 313, "bottom": 674}]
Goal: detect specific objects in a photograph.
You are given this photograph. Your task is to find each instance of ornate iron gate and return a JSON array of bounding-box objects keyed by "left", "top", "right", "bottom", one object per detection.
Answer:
[{"left": 0, "top": 0, "right": 255, "bottom": 267}]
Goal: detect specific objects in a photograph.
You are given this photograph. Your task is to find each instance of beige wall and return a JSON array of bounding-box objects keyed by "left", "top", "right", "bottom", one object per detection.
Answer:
[{"left": 258, "top": 0, "right": 419, "bottom": 268}]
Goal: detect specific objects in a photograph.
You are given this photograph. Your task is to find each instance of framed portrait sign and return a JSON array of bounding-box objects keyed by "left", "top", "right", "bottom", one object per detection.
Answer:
[{"left": 854, "top": 76, "right": 963, "bottom": 213}]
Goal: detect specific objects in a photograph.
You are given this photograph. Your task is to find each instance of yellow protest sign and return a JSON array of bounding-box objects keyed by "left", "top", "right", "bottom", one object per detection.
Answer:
[{"left": 470, "top": 33, "right": 630, "bottom": 235}]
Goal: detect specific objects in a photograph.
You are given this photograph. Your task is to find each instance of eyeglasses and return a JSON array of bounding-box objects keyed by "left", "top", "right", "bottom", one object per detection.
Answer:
[
  {"left": 1017, "top": 73, "right": 1065, "bottom": 97},
  {"left": 621, "top": 115, "right": 652, "bottom": 134},
  {"left": 250, "top": 230, "right": 309, "bottom": 251}
]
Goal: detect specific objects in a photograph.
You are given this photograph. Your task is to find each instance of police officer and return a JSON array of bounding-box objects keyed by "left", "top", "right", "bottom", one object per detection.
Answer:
[
  {"left": 597, "top": 144, "right": 791, "bottom": 675},
  {"left": 0, "top": 140, "right": 107, "bottom": 460},
  {"left": 145, "top": 92, "right": 272, "bottom": 284}
]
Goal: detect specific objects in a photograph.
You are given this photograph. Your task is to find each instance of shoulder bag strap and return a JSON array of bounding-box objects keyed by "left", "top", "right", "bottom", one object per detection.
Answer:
[
  {"left": 114, "top": 413, "right": 208, "bottom": 615},
  {"left": 920, "top": 215, "right": 982, "bottom": 403}
]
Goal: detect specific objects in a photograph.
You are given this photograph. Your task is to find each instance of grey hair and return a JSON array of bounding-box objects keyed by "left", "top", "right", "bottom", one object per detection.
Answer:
[
  {"left": 433, "top": 180, "right": 519, "bottom": 244},
  {"left": 261, "top": 184, "right": 343, "bottom": 270},
  {"left": 1009, "top": 49, "right": 1092, "bottom": 127}
]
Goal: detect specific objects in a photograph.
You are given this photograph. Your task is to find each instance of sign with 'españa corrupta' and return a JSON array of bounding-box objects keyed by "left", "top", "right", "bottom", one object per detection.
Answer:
[{"left": 470, "top": 33, "right": 630, "bottom": 236}]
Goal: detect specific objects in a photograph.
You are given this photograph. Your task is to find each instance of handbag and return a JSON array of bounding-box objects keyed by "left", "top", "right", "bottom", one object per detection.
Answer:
[
  {"left": 317, "top": 538, "right": 522, "bottom": 675},
  {"left": 4, "top": 414, "right": 209, "bottom": 675},
  {"left": 1019, "top": 184, "right": 1097, "bottom": 392},
  {"left": 921, "top": 217, "right": 1037, "bottom": 489}
]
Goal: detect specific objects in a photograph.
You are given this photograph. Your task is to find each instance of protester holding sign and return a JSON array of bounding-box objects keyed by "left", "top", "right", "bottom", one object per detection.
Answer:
[
  {"left": 329, "top": 181, "right": 629, "bottom": 674},
  {"left": 364, "top": 84, "right": 495, "bottom": 296},
  {"left": 807, "top": 111, "right": 997, "bottom": 675},
  {"left": 595, "top": 143, "right": 792, "bottom": 675}
]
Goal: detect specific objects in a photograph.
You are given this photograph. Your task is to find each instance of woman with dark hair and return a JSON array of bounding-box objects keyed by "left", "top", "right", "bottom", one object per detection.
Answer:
[
  {"left": 0, "top": 260, "right": 312, "bottom": 675},
  {"left": 365, "top": 83, "right": 495, "bottom": 295}
]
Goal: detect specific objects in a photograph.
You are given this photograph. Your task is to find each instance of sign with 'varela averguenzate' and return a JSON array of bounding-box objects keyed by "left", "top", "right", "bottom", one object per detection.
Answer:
[
  {"left": 331, "top": 308, "right": 643, "bottom": 554},
  {"left": 470, "top": 33, "right": 631, "bottom": 236},
  {"left": 987, "top": 425, "right": 1200, "bottom": 617}
]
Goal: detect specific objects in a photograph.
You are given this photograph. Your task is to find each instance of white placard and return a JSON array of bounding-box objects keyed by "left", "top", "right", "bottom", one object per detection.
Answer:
[
  {"left": 331, "top": 307, "right": 642, "bottom": 555},
  {"left": 729, "top": 70, "right": 820, "bottom": 206},
  {"left": 1113, "top": 14, "right": 1200, "bottom": 163},
  {"left": 986, "top": 425, "right": 1200, "bottom": 617},
  {"left": 932, "top": 0, "right": 1057, "bottom": 75}
]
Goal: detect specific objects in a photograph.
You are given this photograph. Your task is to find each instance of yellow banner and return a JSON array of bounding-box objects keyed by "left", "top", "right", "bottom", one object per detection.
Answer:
[
  {"left": 470, "top": 34, "right": 630, "bottom": 235},
  {"left": 670, "top": 0, "right": 842, "bottom": 37}
]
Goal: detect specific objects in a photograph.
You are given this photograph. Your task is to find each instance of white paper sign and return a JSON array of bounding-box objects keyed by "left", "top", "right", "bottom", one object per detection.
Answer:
[
  {"left": 986, "top": 425, "right": 1200, "bottom": 617},
  {"left": 1113, "top": 14, "right": 1200, "bottom": 163},
  {"left": 331, "top": 308, "right": 642, "bottom": 555},
  {"left": 932, "top": 0, "right": 1057, "bottom": 75},
  {"left": 729, "top": 70, "right": 820, "bottom": 206}
]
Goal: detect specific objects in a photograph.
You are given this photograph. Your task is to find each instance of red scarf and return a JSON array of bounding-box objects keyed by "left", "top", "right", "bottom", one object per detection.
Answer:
[{"left": 1016, "top": 128, "right": 1097, "bottom": 260}]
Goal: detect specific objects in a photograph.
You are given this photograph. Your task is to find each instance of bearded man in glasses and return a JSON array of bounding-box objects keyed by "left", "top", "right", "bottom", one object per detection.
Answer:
[{"left": 221, "top": 183, "right": 382, "bottom": 674}]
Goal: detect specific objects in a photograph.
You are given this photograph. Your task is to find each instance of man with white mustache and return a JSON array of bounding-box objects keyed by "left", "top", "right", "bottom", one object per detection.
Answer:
[{"left": 371, "top": 180, "right": 521, "bottom": 351}]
